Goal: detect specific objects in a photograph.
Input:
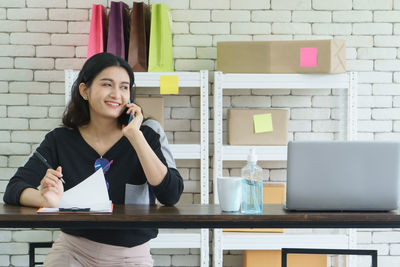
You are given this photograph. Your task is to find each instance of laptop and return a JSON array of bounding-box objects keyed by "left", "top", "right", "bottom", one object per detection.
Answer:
[{"left": 285, "top": 141, "right": 400, "bottom": 211}]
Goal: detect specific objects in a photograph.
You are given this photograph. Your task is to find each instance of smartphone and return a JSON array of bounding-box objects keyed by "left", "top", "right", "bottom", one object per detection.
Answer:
[{"left": 119, "top": 99, "right": 133, "bottom": 126}]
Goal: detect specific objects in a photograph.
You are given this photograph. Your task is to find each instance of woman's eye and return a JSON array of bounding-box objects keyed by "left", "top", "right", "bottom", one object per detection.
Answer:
[
  {"left": 103, "top": 83, "right": 112, "bottom": 87},
  {"left": 121, "top": 86, "right": 129, "bottom": 90}
]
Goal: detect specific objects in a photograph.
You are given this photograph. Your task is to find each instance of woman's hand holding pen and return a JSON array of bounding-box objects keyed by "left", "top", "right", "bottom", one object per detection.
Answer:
[
  {"left": 122, "top": 102, "right": 143, "bottom": 138},
  {"left": 39, "top": 166, "right": 64, "bottom": 207}
]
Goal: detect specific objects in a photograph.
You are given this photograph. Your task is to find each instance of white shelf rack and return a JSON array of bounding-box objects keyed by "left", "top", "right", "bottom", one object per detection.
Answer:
[
  {"left": 213, "top": 71, "right": 358, "bottom": 267},
  {"left": 65, "top": 70, "right": 210, "bottom": 267},
  {"left": 222, "top": 145, "right": 287, "bottom": 161}
]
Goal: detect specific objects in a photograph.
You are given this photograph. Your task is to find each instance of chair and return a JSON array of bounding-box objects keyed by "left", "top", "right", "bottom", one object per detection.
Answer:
[{"left": 29, "top": 242, "right": 53, "bottom": 266}]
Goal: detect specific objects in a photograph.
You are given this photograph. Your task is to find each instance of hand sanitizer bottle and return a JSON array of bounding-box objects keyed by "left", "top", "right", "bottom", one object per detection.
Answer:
[{"left": 241, "top": 148, "right": 263, "bottom": 214}]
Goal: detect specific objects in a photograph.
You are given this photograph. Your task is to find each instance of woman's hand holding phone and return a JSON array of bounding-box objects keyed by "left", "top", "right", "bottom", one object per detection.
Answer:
[{"left": 122, "top": 101, "right": 143, "bottom": 138}]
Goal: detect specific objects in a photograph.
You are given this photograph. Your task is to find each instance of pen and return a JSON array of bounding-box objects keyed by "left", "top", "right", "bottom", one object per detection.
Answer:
[
  {"left": 59, "top": 207, "right": 90, "bottom": 212},
  {"left": 33, "top": 151, "right": 66, "bottom": 184}
]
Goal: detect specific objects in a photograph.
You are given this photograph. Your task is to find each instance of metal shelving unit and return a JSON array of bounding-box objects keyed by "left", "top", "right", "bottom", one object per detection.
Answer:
[
  {"left": 213, "top": 71, "right": 358, "bottom": 267},
  {"left": 65, "top": 70, "right": 209, "bottom": 267}
]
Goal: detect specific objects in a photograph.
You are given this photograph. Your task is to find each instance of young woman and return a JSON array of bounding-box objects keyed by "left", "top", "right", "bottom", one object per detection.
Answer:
[{"left": 3, "top": 52, "right": 184, "bottom": 267}]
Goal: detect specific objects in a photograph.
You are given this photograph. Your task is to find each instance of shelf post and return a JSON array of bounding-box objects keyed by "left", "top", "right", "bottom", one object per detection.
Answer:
[{"left": 213, "top": 71, "right": 224, "bottom": 267}]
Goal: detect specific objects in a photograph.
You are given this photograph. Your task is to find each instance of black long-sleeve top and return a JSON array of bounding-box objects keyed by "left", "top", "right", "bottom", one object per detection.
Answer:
[{"left": 3, "top": 120, "right": 184, "bottom": 247}]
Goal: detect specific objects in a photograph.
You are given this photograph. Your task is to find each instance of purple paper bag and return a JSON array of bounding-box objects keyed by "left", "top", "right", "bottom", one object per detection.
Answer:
[{"left": 107, "top": 1, "right": 130, "bottom": 59}]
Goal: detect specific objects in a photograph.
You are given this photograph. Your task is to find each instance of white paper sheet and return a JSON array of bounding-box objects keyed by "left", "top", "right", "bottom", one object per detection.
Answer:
[{"left": 39, "top": 168, "right": 112, "bottom": 212}]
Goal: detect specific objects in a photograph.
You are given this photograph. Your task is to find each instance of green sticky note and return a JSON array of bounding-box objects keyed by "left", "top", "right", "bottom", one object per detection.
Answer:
[
  {"left": 253, "top": 113, "right": 273, "bottom": 133},
  {"left": 160, "top": 76, "right": 179, "bottom": 95}
]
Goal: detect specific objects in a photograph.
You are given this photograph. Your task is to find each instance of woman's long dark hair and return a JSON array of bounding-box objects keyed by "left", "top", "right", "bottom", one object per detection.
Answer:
[{"left": 62, "top": 53, "right": 136, "bottom": 128}]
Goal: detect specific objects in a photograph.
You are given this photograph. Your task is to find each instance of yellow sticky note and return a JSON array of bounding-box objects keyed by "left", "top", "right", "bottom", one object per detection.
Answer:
[
  {"left": 160, "top": 76, "right": 179, "bottom": 95},
  {"left": 253, "top": 113, "right": 273, "bottom": 133}
]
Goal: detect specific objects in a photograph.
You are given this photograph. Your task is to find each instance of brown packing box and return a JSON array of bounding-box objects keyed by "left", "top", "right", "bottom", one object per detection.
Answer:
[
  {"left": 217, "top": 40, "right": 346, "bottom": 73},
  {"left": 135, "top": 97, "right": 164, "bottom": 128},
  {"left": 224, "top": 183, "right": 285, "bottom": 233},
  {"left": 243, "top": 250, "right": 327, "bottom": 267},
  {"left": 228, "top": 109, "right": 288, "bottom": 146}
]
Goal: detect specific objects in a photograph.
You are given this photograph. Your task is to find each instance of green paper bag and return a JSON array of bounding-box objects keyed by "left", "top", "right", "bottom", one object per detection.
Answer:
[{"left": 148, "top": 4, "right": 174, "bottom": 72}]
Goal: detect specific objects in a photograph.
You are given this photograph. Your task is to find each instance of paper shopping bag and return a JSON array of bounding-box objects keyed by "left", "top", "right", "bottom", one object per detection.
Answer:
[
  {"left": 144, "top": 4, "right": 151, "bottom": 67},
  {"left": 107, "top": 1, "right": 130, "bottom": 59},
  {"left": 127, "top": 2, "right": 150, "bottom": 72},
  {"left": 87, "top": 4, "right": 107, "bottom": 59},
  {"left": 148, "top": 4, "right": 174, "bottom": 72}
]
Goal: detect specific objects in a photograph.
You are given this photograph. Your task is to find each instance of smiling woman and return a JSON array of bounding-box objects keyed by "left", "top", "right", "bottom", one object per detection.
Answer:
[
  {"left": 3, "top": 53, "right": 184, "bottom": 267},
  {"left": 63, "top": 53, "right": 136, "bottom": 128}
]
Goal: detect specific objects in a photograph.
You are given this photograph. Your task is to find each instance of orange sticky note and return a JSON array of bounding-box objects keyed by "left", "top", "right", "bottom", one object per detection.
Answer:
[
  {"left": 253, "top": 113, "right": 273, "bottom": 133},
  {"left": 160, "top": 76, "right": 179, "bottom": 95}
]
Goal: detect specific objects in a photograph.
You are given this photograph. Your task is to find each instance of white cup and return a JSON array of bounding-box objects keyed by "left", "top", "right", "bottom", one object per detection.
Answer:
[{"left": 217, "top": 177, "right": 243, "bottom": 212}]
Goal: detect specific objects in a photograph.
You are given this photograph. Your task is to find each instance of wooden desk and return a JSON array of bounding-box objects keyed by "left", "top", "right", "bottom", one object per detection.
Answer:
[{"left": 1, "top": 204, "right": 400, "bottom": 229}]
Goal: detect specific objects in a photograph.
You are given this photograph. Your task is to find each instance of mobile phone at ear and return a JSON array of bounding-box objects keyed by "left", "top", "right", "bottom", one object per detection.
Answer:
[
  {"left": 119, "top": 100, "right": 133, "bottom": 126},
  {"left": 128, "top": 100, "right": 133, "bottom": 123}
]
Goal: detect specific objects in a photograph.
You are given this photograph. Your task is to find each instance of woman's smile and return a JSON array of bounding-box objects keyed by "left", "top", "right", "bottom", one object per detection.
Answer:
[{"left": 105, "top": 100, "right": 122, "bottom": 109}]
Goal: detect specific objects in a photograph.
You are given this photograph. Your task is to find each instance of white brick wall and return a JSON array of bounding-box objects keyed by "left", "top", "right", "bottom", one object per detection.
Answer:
[
  {"left": 271, "top": 0, "right": 311, "bottom": 10},
  {"left": 353, "top": 23, "right": 392, "bottom": 34},
  {"left": 27, "top": 0, "right": 66, "bottom": 8},
  {"left": 174, "top": 34, "right": 212, "bottom": 47},
  {"left": 213, "top": 10, "right": 250, "bottom": 22},
  {"left": 0, "top": 0, "right": 399, "bottom": 266},
  {"left": 231, "top": 0, "right": 269, "bottom": 10},
  {"left": 0, "top": 45, "right": 35, "bottom": 57},
  {"left": 173, "top": 10, "right": 210, "bottom": 21},
  {"left": 48, "top": 9, "right": 88, "bottom": 21},
  {"left": 190, "top": 0, "right": 229, "bottom": 10},
  {"left": 28, "top": 21, "right": 68, "bottom": 33},
  {"left": 7, "top": 8, "right": 47, "bottom": 20},
  {"left": 313, "top": 0, "right": 352, "bottom": 10},
  {"left": 313, "top": 23, "right": 352, "bottom": 35},
  {"left": 293, "top": 11, "right": 331, "bottom": 22},
  {"left": 272, "top": 23, "right": 311, "bottom": 34},
  {"left": 252, "top": 11, "right": 288, "bottom": 23},
  {"left": 333, "top": 11, "right": 372, "bottom": 22},
  {"left": 353, "top": 0, "right": 393, "bottom": 10},
  {"left": 190, "top": 23, "right": 229, "bottom": 34}
]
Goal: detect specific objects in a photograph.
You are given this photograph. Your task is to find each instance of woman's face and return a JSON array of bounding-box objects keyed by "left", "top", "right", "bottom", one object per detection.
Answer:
[{"left": 82, "top": 66, "right": 131, "bottom": 121}]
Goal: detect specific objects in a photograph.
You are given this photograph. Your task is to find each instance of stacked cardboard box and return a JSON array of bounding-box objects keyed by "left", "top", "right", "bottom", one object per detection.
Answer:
[
  {"left": 217, "top": 40, "right": 345, "bottom": 74},
  {"left": 135, "top": 97, "right": 164, "bottom": 127},
  {"left": 228, "top": 109, "right": 289, "bottom": 146}
]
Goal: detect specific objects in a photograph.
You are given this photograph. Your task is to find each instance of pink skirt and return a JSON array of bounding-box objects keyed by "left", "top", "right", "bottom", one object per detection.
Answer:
[{"left": 44, "top": 232, "right": 153, "bottom": 267}]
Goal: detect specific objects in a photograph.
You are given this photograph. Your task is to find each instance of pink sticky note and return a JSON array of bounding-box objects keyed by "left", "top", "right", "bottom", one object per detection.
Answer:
[{"left": 300, "top": 47, "right": 318, "bottom": 67}]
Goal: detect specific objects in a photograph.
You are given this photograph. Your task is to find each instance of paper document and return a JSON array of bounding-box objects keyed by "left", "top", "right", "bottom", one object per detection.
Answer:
[{"left": 38, "top": 168, "right": 113, "bottom": 213}]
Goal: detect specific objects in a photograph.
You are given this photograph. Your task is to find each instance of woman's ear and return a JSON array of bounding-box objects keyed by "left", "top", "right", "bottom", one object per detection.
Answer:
[{"left": 78, "top": 83, "right": 89, "bottom": 100}]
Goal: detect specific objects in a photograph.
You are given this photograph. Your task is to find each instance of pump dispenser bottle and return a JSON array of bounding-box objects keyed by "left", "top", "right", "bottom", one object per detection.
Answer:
[{"left": 241, "top": 148, "right": 263, "bottom": 214}]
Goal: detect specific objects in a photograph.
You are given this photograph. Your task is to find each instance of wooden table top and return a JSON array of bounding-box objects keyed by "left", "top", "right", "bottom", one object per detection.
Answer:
[{"left": 1, "top": 204, "right": 399, "bottom": 229}]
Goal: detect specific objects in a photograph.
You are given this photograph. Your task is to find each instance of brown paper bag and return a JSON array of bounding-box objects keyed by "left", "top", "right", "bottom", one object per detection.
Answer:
[{"left": 128, "top": 2, "right": 150, "bottom": 72}]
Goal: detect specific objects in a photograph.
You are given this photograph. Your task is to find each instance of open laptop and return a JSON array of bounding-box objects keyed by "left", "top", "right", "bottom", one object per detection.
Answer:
[{"left": 285, "top": 141, "right": 400, "bottom": 211}]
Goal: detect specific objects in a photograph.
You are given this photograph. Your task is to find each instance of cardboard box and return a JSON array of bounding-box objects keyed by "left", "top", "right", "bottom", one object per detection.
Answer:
[
  {"left": 240, "top": 186, "right": 327, "bottom": 267},
  {"left": 224, "top": 183, "right": 285, "bottom": 233},
  {"left": 135, "top": 97, "right": 164, "bottom": 127},
  {"left": 217, "top": 40, "right": 346, "bottom": 73},
  {"left": 243, "top": 250, "right": 327, "bottom": 267},
  {"left": 228, "top": 109, "right": 288, "bottom": 146}
]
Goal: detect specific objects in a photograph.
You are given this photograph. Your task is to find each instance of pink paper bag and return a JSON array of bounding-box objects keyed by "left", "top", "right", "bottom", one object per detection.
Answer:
[{"left": 87, "top": 4, "right": 107, "bottom": 59}]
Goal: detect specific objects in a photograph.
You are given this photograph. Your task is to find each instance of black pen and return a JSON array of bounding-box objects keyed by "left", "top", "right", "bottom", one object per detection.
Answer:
[
  {"left": 33, "top": 151, "right": 66, "bottom": 184},
  {"left": 59, "top": 207, "right": 90, "bottom": 212}
]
